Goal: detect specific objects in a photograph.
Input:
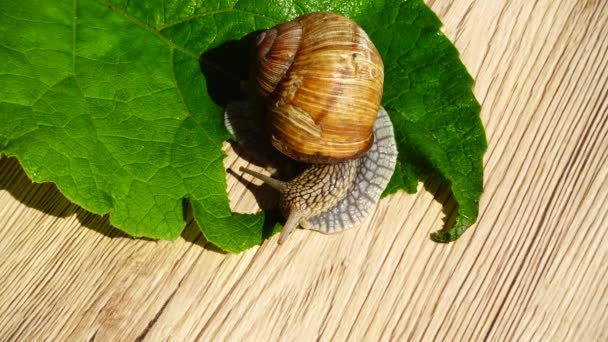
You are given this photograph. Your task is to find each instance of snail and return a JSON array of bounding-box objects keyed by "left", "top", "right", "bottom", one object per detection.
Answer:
[{"left": 225, "top": 12, "right": 398, "bottom": 244}]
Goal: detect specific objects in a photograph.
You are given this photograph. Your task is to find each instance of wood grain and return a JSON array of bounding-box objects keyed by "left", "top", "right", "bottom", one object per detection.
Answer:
[{"left": 1, "top": 0, "right": 607, "bottom": 340}]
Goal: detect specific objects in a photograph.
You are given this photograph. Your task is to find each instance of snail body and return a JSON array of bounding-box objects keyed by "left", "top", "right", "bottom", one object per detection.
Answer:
[
  {"left": 239, "top": 108, "right": 396, "bottom": 243},
  {"left": 228, "top": 12, "right": 397, "bottom": 243}
]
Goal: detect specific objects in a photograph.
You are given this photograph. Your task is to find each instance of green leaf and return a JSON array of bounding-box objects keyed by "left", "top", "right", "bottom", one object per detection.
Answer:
[
  {"left": 362, "top": 1, "right": 488, "bottom": 242},
  {"left": 0, "top": 0, "right": 486, "bottom": 252}
]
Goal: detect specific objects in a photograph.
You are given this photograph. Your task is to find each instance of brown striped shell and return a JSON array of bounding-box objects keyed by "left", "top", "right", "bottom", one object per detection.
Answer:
[{"left": 254, "top": 12, "right": 384, "bottom": 164}]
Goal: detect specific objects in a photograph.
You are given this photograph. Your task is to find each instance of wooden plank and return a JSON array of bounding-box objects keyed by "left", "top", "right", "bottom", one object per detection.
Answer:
[{"left": 0, "top": 0, "right": 607, "bottom": 340}]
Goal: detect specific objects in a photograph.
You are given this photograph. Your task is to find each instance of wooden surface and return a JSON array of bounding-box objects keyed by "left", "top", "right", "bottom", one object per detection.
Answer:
[{"left": 1, "top": 0, "right": 607, "bottom": 340}]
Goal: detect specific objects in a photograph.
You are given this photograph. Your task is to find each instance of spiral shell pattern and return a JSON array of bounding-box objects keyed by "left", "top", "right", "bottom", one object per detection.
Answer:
[{"left": 254, "top": 12, "right": 384, "bottom": 164}]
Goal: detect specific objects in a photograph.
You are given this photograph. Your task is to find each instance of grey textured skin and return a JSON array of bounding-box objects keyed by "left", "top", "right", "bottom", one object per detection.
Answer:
[
  {"left": 226, "top": 103, "right": 398, "bottom": 235},
  {"left": 302, "top": 107, "right": 397, "bottom": 233}
]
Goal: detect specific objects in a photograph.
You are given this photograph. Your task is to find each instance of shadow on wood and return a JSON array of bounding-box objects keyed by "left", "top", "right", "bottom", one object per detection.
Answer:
[
  {"left": 0, "top": 155, "right": 128, "bottom": 238},
  {"left": 422, "top": 174, "right": 460, "bottom": 239},
  {"left": 0, "top": 156, "right": 235, "bottom": 252}
]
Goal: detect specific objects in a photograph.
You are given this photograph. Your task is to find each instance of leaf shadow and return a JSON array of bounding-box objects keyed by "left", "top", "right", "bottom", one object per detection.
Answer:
[
  {"left": 199, "top": 31, "right": 260, "bottom": 107},
  {"left": 0, "top": 155, "right": 128, "bottom": 239},
  {"left": 0, "top": 156, "right": 230, "bottom": 253},
  {"left": 420, "top": 174, "right": 459, "bottom": 237}
]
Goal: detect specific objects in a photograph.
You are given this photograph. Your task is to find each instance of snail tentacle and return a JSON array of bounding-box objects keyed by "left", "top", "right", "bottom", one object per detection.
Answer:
[
  {"left": 278, "top": 209, "right": 305, "bottom": 244},
  {"left": 239, "top": 166, "right": 287, "bottom": 192}
]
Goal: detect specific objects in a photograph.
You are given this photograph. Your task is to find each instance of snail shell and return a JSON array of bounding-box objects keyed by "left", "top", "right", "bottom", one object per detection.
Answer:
[{"left": 254, "top": 12, "right": 384, "bottom": 164}]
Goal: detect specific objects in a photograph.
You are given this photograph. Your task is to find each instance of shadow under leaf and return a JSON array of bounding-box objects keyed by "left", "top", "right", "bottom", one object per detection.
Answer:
[
  {"left": 199, "top": 31, "right": 260, "bottom": 107},
  {"left": 0, "top": 156, "right": 226, "bottom": 253},
  {"left": 0, "top": 155, "right": 127, "bottom": 239},
  {"left": 421, "top": 174, "right": 459, "bottom": 238}
]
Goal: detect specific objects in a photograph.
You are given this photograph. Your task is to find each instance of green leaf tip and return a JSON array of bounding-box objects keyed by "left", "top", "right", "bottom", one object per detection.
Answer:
[{"left": 431, "top": 225, "right": 466, "bottom": 243}]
